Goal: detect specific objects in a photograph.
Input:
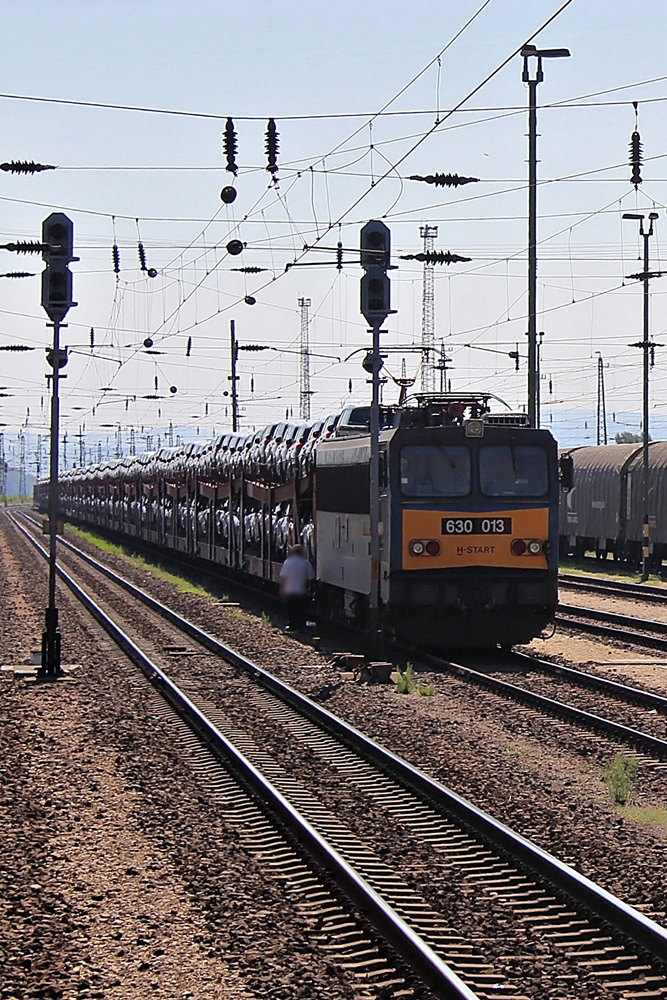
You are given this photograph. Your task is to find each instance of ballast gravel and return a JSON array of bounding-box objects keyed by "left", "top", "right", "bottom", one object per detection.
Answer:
[{"left": 3, "top": 514, "right": 667, "bottom": 999}]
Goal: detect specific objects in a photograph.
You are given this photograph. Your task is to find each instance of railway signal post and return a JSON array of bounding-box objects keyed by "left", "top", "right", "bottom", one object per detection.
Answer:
[
  {"left": 39, "top": 213, "right": 77, "bottom": 677},
  {"left": 360, "top": 221, "right": 395, "bottom": 661}
]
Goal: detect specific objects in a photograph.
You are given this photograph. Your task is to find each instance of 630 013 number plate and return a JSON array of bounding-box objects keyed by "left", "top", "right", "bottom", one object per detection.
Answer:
[{"left": 441, "top": 516, "right": 512, "bottom": 535}]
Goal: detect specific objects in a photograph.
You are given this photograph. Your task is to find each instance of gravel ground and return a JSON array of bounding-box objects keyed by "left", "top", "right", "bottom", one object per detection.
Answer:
[
  {"left": 4, "top": 513, "right": 667, "bottom": 999},
  {"left": 0, "top": 514, "right": 360, "bottom": 1000},
  {"left": 55, "top": 526, "right": 667, "bottom": 910}
]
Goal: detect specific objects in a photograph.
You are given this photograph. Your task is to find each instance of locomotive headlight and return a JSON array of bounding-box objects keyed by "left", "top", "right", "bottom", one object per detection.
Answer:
[
  {"left": 528, "top": 539, "right": 542, "bottom": 555},
  {"left": 409, "top": 539, "right": 425, "bottom": 555}
]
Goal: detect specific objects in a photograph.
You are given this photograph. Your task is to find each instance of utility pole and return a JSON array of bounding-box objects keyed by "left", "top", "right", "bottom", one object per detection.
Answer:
[
  {"left": 18, "top": 431, "right": 26, "bottom": 500},
  {"left": 535, "top": 331, "right": 544, "bottom": 424},
  {"left": 0, "top": 432, "right": 6, "bottom": 506},
  {"left": 420, "top": 225, "right": 438, "bottom": 393},
  {"left": 435, "top": 342, "right": 453, "bottom": 393},
  {"left": 39, "top": 212, "right": 77, "bottom": 678},
  {"left": 521, "top": 43, "right": 570, "bottom": 427},
  {"left": 298, "top": 296, "right": 312, "bottom": 420},
  {"left": 35, "top": 434, "right": 42, "bottom": 480},
  {"left": 623, "top": 210, "right": 663, "bottom": 582},
  {"left": 229, "top": 319, "right": 239, "bottom": 432},
  {"left": 76, "top": 424, "right": 85, "bottom": 466},
  {"left": 596, "top": 353, "right": 608, "bottom": 446}
]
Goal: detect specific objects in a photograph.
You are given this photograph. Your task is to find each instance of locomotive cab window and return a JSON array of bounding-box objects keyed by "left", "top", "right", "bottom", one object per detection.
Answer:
[
  {"left": 401, "top": 445, "right": 471, "bottom": 497},
  {"left": 479, "top": 445, "right": 548, "bottom": 497}
]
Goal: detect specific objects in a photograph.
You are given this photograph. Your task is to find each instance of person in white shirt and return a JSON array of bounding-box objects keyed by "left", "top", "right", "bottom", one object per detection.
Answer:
[{"left": 279, "top": 544, "right": 315, "bottom": 632}]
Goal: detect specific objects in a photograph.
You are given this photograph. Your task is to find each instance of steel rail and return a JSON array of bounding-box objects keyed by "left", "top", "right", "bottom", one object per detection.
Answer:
[
  {"left": 559, "top": 572, "right": 667, "bottom": 601},
  {"left": 557, "top": 603, "right": 667, "bottom": 652},
  {"left": 511, "top": 648, "right": 667, "bottom": 714},
  {"left": 421, "top": 647, "right": 667, "bottom": 760},
  {"left": 9, "top": 511, "right": 478, "bottom": 1000},
  {"left": 11, "top": 510, "right": 667, "bottom": 964},
  {"left": 559, "top": 601, "right": 667, "bottom": 636}
]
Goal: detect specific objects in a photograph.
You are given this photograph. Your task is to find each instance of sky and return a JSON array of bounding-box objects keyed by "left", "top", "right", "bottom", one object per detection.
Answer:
[{"left": 3, "top": 0, "right": 667, "bottom": 469}]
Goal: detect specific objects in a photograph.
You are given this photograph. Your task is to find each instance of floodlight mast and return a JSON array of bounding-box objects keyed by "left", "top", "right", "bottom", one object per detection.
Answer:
[
  {"left": 623, "top": 211, "right": 663, "bottom": 582},
  {"left": 521, "top": 43, "right": 570, "bottom": 427}
]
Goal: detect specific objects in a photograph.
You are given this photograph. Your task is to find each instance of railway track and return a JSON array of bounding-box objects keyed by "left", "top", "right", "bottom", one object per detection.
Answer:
[
  {"left": 10, "top": 509, "right": 667, "bottom": 1000},
  {"left": 430, "top": 647, "right": 667, "bottom": 758},
  {"left": 559, "top": 571, "right": 667, "bottom": 604},
  {"left": 556, "top": 601, "right": 667, "bottom": 653}
]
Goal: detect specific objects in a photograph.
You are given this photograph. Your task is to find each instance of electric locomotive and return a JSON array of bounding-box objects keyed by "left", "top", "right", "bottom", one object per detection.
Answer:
[
  {"left": 315, "top": 394, "right": 559, "bottom": 647},
  {"left": 38, "top": 393, "right": 559, "bottom": 649}
]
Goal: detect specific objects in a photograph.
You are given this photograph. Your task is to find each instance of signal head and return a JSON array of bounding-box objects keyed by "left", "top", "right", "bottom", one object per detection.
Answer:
[
  {"left": 360, "top": 220, "right": 391, "bottom": 270},
  {"left": 360, "top": 266, "right": 395, "bottom": 326},
  {"left": 42, "top": 212, "right": 76, "bottom": 262}
]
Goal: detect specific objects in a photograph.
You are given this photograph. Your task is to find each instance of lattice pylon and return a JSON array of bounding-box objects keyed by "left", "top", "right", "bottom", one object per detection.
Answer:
[
  {"left": 420, "top": 225, "right": 438, "bottom": 393},
  {"left": 298, "top": 296, "right": 312, "bottom": 421}
]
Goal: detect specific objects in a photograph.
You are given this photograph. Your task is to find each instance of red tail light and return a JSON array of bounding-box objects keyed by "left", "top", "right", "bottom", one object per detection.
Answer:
[
  {"left": 425, "top": 539, "right": 441, "bottom": 556},
  {"left": 511, "top": 538, "right": 527, "bottom": 556}
]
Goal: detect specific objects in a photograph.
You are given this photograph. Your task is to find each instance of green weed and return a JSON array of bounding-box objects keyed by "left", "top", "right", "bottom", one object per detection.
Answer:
[
  {"left": 603, "top": 751, "right": 638, "bottom": 805},
  {"left": 395, "top": 662, "right": 416, "bottom": 695},
  {"left": 417, "top": 682, "right": 435, "bottom": 697}
]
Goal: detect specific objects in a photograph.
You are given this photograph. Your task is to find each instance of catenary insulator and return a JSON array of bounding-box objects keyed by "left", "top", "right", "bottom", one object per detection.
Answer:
[
  {"left": 223, "top": 118, "right": 238, "bottom": 176},
  {"left": 630, "top": 130, "right": 643, "bottom": 188},
  {"left": 265, "top": 118, "right": 279, "bottom": 175}
]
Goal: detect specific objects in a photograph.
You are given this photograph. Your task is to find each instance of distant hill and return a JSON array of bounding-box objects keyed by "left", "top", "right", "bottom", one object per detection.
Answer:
[{"left": 3, "top": 468, "right": 36, "bottom": 498}]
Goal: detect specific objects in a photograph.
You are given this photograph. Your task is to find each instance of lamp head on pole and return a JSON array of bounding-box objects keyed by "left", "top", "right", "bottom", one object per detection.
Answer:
[
  {"left": 623, "top": 211, "right": 660, "bottom": 236},
  {"left": 521, "top": 43, "right": 570, "bottom": 82}
]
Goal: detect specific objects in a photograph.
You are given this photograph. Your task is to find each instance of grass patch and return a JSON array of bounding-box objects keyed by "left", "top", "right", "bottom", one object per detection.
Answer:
[
  {"left": 561, "top": 558, "right": 667, "bottom": 587},
  {"left": 417, "top": 681, "right": 435, "bottom": 697},
  {"left": 69, "top": 526, "right": 130, "bottom": 558},
  {"left": 395, "top": 662, "right": 416, "bottom": 695},
  {"left": 503, "top": 746, "right": 523, "bottom": 757},
  {"left": 68, "top": 525, "right": 217, "bottom": 599},
  {"left": 603, "top": 751, "right": 638, "bottom": 805},
  {"left": 621, "top": 805, "right": 667, "bottom": 827}
]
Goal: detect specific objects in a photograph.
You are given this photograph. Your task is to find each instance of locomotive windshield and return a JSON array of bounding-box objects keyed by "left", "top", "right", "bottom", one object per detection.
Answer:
[
  {"left": 479, "top": 445, "right": 548, "bottom": 497},
  {"left": 401, "top": 445, "right": 471, "bottom": 497}
]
